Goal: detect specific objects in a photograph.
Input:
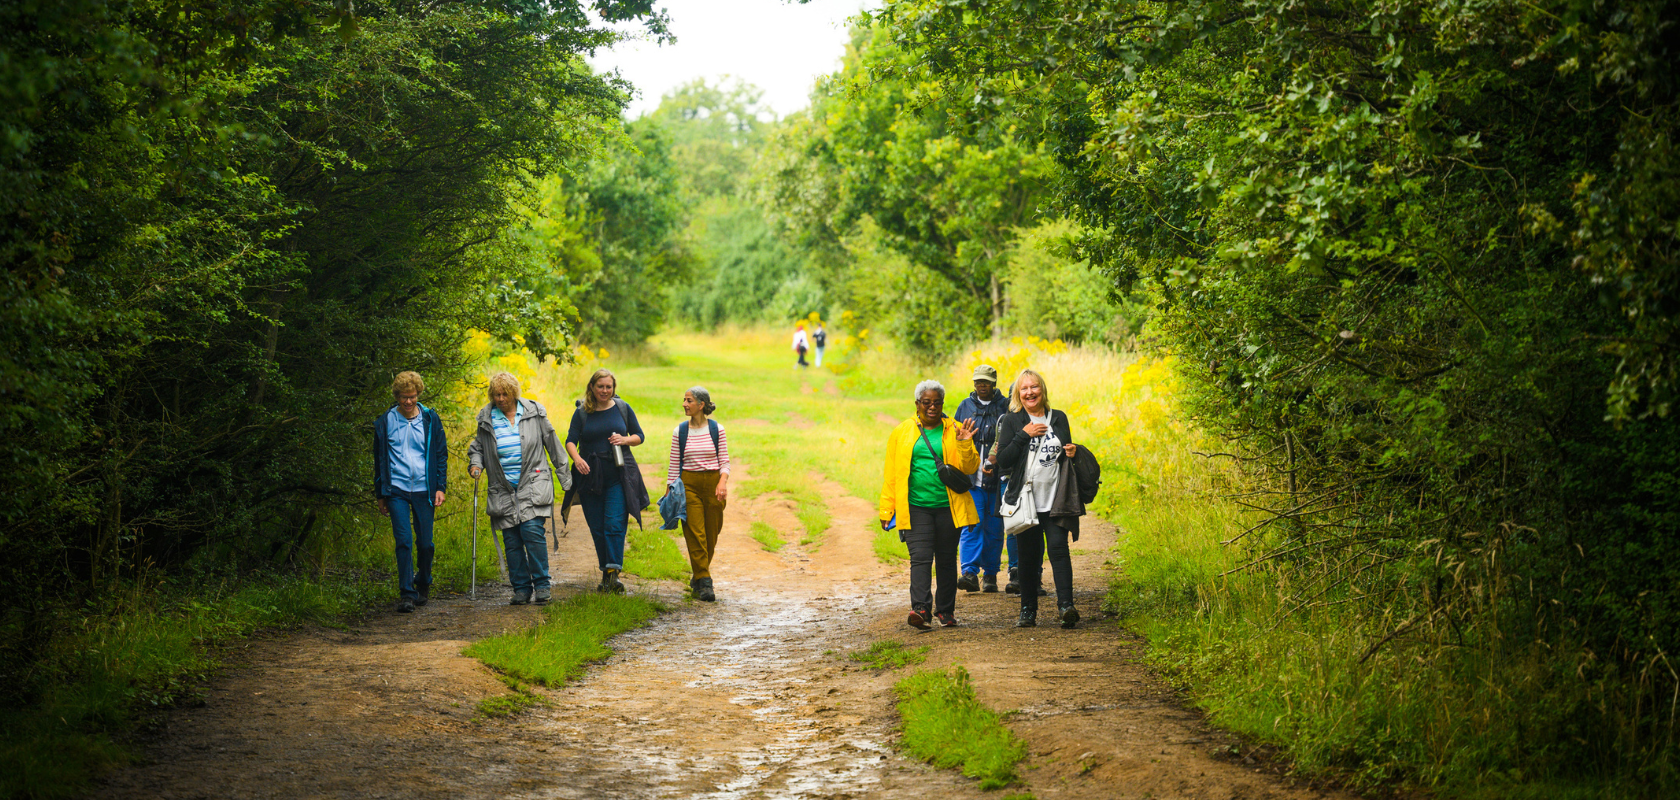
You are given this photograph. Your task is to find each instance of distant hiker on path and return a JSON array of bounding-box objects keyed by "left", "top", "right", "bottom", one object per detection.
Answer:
[
  {"left": 373, "top": 371, "right": 448, "bottom": 614},
  {"left": 792, "top": 323, "right": 810, "bottom": 369},
  {"left": 812, "top": 322, "right": 827, "bottom": 367},
  {"left": 880, "top": 379, "right": 980, "bottom": 630},
  {"left": 994, "top": 369, "right": 1081, "bottom": 629},
  {"left": 666, "top": 386, "right": 730, "bottom": 602},
  {"left": 467, "top": 371, "right": 571, "bottom": 606},
  {"left": 562, "top": 368, "right": 650, "bottom": 594},
  {"left": 954, "top": 364, "right": 1007, "bottom": 594}
]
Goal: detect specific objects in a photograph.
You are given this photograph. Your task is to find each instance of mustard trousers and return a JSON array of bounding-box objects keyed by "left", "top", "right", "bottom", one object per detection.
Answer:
[{"left": 681, "top": 470, "right": 726, "bottom": 580}]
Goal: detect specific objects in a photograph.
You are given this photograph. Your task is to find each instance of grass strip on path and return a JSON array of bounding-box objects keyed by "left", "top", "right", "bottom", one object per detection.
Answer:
[
  {"left": 894, "top": 667, "right": 1027, "bottom": 790},
  {"left": 463, "top": 593, "right": 664, "bottom": 688},
  {"left": 750, "top": 521, "right": 787, "bottom": 552},
  {"left": 850, "top": 640, "right": 929, "bottom": 670}
]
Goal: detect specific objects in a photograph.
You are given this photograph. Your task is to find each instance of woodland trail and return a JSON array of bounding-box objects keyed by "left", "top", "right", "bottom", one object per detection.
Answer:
[{"left": 96, "top": 343, "right": 1358, "bottom": 800}]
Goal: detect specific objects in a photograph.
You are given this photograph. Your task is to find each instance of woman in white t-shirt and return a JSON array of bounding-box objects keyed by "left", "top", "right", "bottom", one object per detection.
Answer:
[{"left": 992, "top": 369, "right": 1082, "bottom": 629}]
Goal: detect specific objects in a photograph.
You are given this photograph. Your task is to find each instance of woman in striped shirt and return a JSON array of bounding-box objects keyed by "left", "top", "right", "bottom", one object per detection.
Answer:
[{"left": 667, "top": 386, "right": 730, "bottom": 601}]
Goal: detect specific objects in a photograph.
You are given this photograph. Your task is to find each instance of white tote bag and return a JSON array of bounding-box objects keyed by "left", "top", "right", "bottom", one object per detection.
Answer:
[{"left": 999, "top": 480, "right": 1039, "bottom": 536}]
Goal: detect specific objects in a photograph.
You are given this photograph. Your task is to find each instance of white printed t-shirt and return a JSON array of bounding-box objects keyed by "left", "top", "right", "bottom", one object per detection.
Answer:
[{"left": 1022, "top": 413, "right": 1062, "bottom": 513}]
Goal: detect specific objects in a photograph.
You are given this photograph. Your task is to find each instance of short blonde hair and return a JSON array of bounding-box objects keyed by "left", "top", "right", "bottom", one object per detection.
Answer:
[
  {"left": 582, "top": 368, "right": 617, "bottom": 413},
  {"left": 487, "top": 372, "right": 521, "bottom": 403},
  {"left": 392, "top": 371, "right": 425, "bottom": 397},
  {"left": 1007, "top": 369, "right": 1049, "bottom": 413}
]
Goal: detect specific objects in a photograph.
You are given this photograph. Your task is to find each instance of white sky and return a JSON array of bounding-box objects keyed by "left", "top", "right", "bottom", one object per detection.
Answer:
[{"left": 588, "top": 0, "right": 879, "bottom": 120}]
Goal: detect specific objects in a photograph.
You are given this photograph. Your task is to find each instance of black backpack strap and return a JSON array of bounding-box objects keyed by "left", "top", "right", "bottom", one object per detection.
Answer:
[
  {"left": 708, "top": 419, "right": 720, "bottom": 455},
  {"left": 677, "top": 420, "right": 689, "bottom": 467}
]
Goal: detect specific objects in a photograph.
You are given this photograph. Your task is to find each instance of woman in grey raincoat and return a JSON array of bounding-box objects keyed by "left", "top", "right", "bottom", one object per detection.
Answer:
[{"left": 468, "top": 371, "right": 572, "bottom": 605}]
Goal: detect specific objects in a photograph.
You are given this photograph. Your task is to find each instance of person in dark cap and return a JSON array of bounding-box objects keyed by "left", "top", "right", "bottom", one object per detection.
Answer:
[{"left": 954, "top": 364, "right": 1009, "bottom": 593}]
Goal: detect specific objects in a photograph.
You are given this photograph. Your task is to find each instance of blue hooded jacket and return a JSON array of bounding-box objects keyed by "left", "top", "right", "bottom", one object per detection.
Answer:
[{"left": 372, "top": 404, "right": 448, "bottom": 498}]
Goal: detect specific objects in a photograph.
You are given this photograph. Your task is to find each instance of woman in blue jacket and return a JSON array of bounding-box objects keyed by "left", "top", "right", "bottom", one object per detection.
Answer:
[{"left": 372, "top": 371, "right": 448, "bottom": 613}]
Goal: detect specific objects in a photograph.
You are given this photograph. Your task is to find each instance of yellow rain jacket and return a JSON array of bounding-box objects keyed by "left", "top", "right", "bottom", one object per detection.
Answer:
[{"left": 879, "top": 417, "right": 981, "bottom": 528}]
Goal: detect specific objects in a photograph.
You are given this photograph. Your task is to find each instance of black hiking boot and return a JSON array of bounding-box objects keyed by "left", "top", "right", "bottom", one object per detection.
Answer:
[
  {"left": 414, "top": 582, "right": 430, "bottom": 607},
  {"left": 695, "top": 577, "right": 716, "bottom": 602},
  {"left": 1015, "top": 608, "right": 1037, "bottom": 628},
  {"left": 1059, "top": 604, "right": 1080, "bottom": 629},
  {"left": 981, "top": 573, "right": 998, "bottom": 593},
  {"left": 956, "top": 572, "right": 981, "bottom": 592},
  {"left": 509, "top": 589, "right": 531, "bottom": 606},
  {"left": 396, "top": 599, "right": 416, "bottom": 613},
  {"left": 1004, "top": 568, "right": 1021, "bottom": 595},
  {"left": 604, "top": 569, "right": 625, "bottom": 594}
]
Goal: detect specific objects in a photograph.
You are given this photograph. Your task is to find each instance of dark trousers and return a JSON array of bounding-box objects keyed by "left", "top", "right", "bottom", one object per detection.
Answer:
[
  {"left": 906, "top": 505, "right": 960, "bottom": 616},
  {"left": 1016, "top": 515, "right": 1074, "bottom": 613}
]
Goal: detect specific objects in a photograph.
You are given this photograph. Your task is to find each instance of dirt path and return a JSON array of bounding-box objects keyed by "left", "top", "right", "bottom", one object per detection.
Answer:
[{"left": 98, "top": 467, "right": 1355, "bottom": 800}]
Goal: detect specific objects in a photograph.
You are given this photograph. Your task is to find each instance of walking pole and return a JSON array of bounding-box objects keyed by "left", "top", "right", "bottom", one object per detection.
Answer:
[{"left": 471, "top": 473, "right": 481, "bottom": 600}]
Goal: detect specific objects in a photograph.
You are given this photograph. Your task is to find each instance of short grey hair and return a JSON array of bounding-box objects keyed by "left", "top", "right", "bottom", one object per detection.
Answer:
[
  {"left": 687, "top": 385, "right": 716, "bottom": 415},
  {"left": 913, "top": 379, "right": 946, "bottom": 403}
]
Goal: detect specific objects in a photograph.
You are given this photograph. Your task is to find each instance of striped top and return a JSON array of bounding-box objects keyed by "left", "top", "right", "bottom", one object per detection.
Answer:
[
  {"left": 666, "top": 421, "right": 731, "bottom": 484},
  {"left": 490, "top": 405, "right": 523, "bottom": 485}
]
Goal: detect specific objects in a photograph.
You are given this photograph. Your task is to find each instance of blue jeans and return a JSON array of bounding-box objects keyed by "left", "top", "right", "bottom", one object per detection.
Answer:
[
  {"left": 959, "top": 485, "right": 1004, "bottom": 577},
  {"left": 502, "top": 517, "right": 551, "bottom": 593},
  {"left": 1006, "top": 533, "right": 1020, "bottom": 570},
  {"left": 388, "top": 490, "right": 435, "bottom": 602},
  {"left": 580, "top": 481, "right": 627, "bottom": 571}
]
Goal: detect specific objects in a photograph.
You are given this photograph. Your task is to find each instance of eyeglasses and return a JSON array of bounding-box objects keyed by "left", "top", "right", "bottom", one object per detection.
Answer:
[{"left": 915, "top": 398, "right": 942, "bottom": 407}]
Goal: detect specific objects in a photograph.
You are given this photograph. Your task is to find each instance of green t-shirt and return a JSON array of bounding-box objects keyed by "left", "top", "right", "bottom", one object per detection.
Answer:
[{"left": 908, "top": 424, "right": 949, "bottom": 508}]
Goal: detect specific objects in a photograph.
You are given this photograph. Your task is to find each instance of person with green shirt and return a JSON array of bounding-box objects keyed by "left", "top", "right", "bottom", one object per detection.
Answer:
[{"left": 878, "top": 380, "right": 980, "bottom": 629}]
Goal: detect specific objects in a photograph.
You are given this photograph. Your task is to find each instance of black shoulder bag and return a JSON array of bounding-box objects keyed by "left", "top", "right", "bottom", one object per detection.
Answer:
[{"left": 916, "top": 422, "right": 974, "bottom": 493}]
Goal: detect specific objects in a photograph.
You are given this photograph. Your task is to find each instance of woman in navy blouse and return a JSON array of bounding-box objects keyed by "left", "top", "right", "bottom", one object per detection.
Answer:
[{"left": 563, "top": 368, "right": 649, "bottom": 593}]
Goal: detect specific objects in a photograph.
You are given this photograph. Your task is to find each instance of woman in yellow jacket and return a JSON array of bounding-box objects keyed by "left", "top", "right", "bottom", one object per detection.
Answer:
[{"left": 880, "top": 379, "right": 981, "bottom": 629}]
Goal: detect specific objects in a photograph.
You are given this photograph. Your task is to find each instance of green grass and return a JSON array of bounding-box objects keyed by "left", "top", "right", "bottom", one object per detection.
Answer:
[
  {"left": 873, "top": 521, "right": 908, "bottom": 562},
  {"left": 894, "top": 667, "right": 1027, "bottom": 790},
  {"left": 474, "top": 674, "right": 549, "bottom": 720},
  {"left": 463, "top": 593, "right": 664, "bottom": 687},
  {"left": 738, "top": 483, "right": 831, "bottom": 548},
  {"left": 625, "top": 524, "right": 689, "bottom": 582},
  {"left": 0, "top": 570, "right": 391, "bottom": 799},
  {"left": 750, "top": 521, "right": 786, "bottom": 552},
  {"left": 849, "top": 640, "right": 930, "bottom": 670}
]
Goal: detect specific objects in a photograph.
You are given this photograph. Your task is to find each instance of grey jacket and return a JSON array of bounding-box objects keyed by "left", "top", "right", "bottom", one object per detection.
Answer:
[{"left": 467, "top": 399, "right": 572, "bottom": 531}]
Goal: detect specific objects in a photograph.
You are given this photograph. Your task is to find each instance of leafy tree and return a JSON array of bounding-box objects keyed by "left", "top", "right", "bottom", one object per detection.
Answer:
[
  {"left": 570, "top": 119, "right": 694, "bottom": 343},
  {"left": 760, "top": 23, "right": 1055, "bottom": 354},
  {"left": 0, "top": 0, "right": 665, "bottom": 707},
  {"left": 651, "top": 78, "right": 829, "bottom": 326},
  {"left": 874, "top": 0, "right": 1680, "bottom": 785}
]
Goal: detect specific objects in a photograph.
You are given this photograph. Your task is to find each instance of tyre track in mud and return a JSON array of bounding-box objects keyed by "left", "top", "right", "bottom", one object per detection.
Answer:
[{"left": 97, "top": 460, "right": 1357, "bottom": 800}]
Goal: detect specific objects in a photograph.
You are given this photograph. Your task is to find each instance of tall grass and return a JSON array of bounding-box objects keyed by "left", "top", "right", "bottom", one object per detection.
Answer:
[
  {"left": 0, "top": 570, "right": 390, "bottom": 798},
  {"left": 934, "top": 339, "right": 1675, "bottom": 796}
]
